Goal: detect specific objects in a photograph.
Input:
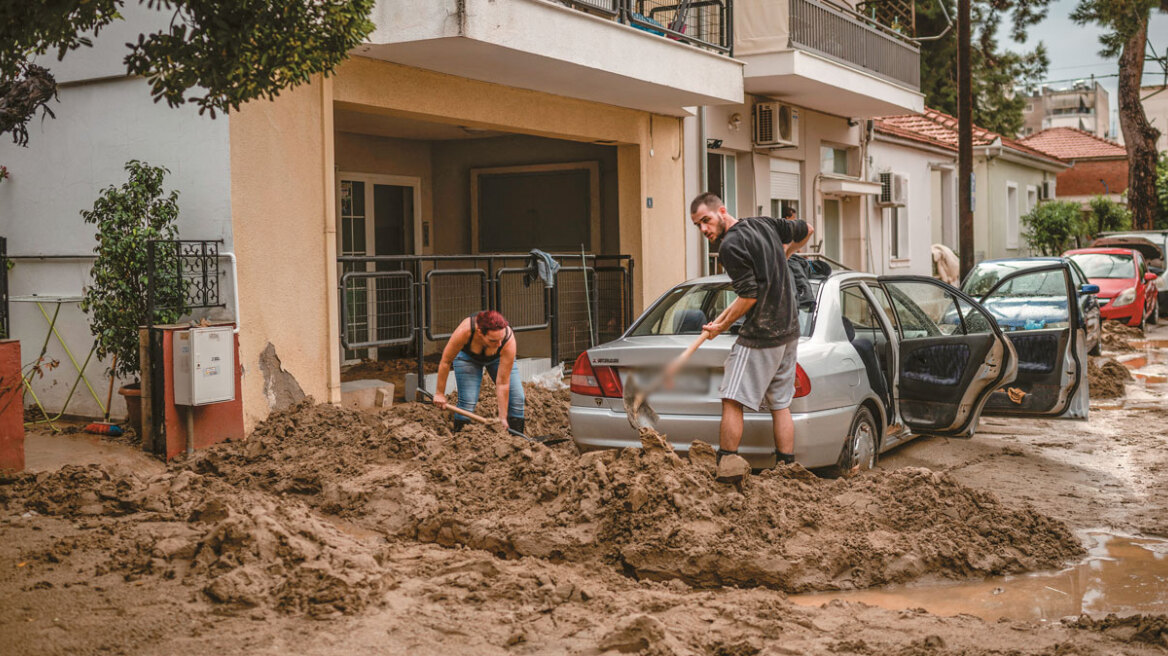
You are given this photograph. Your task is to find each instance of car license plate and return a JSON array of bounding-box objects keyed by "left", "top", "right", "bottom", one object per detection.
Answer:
[{"left": 629, "top": 368, "right": 710, "bottom": 394}]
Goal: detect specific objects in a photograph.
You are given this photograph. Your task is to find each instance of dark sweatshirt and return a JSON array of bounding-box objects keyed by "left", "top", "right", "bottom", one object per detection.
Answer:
[{"left": 718, "top": 216, "right": 810, "bottom": 348}]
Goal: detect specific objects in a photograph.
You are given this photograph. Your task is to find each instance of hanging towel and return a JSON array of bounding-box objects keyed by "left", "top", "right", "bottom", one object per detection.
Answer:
[{"left": 525, "top": 249, "right": 560, "bottom": 288}]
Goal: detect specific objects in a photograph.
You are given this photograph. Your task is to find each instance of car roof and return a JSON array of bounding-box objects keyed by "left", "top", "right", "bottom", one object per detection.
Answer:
[
  {"left": 1065, "top": 247, "right": 1140, "bottom": 256},
  {"left": 975, "top": 256, "right": 1065, "bottom": 265},
  {"left": 683, "top": 270, "right": 872, "bottom": 286}
]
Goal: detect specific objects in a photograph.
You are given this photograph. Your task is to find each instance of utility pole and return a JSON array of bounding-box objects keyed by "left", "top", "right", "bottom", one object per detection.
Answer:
[{"left": 957, "top": 0, "right": 973, "bottom": 279}]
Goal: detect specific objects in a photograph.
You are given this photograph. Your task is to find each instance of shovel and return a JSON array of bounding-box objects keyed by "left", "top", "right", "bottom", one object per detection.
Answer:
[
  {"left": 416, "top": 388, "right": 570, "bottom": 446},
  {"left": 623, "top": 329, "right": 713, "bottom": 430}
]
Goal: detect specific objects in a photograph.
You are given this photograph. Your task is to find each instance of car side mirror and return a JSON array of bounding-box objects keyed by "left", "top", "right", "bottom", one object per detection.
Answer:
[
  {"left": 1144, "top": 272, "right": 1158, "bottom": 282},
  {"left": 1079, "top": 284, "right": 1100, "bottom": 295}
]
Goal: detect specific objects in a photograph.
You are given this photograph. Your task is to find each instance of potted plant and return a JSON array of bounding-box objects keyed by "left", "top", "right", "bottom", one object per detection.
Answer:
[{"left": 80, "top": 160, "right": 183, "bottom": 436}]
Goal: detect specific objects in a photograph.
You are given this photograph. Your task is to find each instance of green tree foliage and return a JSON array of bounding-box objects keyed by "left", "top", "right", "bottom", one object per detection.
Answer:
[
  {"left": 1072, "top": 0, "right": 1167, "bottom": 230},
  {"left": 1086, "top": 195, "right": 1132, "bottom": 237},
  {"left": 1022, "top": 200, "right": 1085, "bottom": 256},
  {"left": 1155, "top": 151, "right": 1168, "bottom": 230},
  {"left": 80, "top": 161, "right": 184, "bottom": 380},
  {"left": 0, "top": 0, "right": 375, "bottom": 146},
  {"left": 917, "top": 0, "right": 1050, "bottom": 136}
]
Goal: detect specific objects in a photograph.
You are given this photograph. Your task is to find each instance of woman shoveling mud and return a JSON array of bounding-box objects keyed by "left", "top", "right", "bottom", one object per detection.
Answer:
[{"left": 432, "top": 310, "right": 526, "bottom": 435}]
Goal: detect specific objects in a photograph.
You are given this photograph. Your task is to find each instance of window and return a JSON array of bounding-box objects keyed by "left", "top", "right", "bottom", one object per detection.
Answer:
[
  {"left": 1026, "top": 185, "right": 1038, "bottom": 214},
  {"left": 707, "top": 152, "right": 737, "bottom": 218},
  {"left": 1006, "top": 182, "right": 1020, "bottom": 250},
  {"left": 865, "top": 283, "right": 901, "bottom": 336},
  {"left": 884, "top": 281, "right": 964, "bottom": 338},
  {"left": 630, "top": 281, "right": 820, "bottom": 338},
  {"left": 769, "top": 158, "right": 801, "bottom": 219},
  {"left": 889, "top": 207, "right": 909, "bottom": 260},
  {"left": 841, "top": 286, "right": 882, "bottom": 330},
  {"left": 820, "top": 146, "right": 850, "bottom": 175}
]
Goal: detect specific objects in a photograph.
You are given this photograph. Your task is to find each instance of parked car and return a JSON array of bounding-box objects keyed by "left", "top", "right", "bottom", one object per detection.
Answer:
[
  {"left": 960, "top": 257, "right": 1102, "bottom": 355},
  {"left": 1095, "top": 231, "right": 1168, "bottom": 317},
  {"left": 569, "top": 261, "right": 1089, "bottom": 472},
  {"left": 1063, "top": 247, "right": 1158, "bottom": 330}
]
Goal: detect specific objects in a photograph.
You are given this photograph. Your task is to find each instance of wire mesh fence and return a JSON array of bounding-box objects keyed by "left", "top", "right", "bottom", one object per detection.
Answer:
[{"left": 335, "top": 253, "right": 634, "bottom": 385}]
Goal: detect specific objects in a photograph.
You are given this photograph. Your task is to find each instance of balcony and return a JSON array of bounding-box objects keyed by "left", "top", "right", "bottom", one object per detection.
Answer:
[
  {"left": 735, "top": 0, "right": 923, "bottom": 117},
  {"left": 357, "top": 0, "right": 744, "bottom": 116}
]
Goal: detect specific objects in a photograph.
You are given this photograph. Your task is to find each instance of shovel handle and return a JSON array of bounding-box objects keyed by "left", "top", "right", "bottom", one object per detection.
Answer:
[
  {"left": 417, "top": 388, "right": 498, "bottom": 425},
  {"left": 666, "top": 330, "right": 712, "bottom": 376}
]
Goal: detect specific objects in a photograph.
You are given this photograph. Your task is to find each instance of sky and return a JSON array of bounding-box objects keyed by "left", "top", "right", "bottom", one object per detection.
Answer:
[{"left": 1003, "top": 0, "right": 1168, "bottom": 135}]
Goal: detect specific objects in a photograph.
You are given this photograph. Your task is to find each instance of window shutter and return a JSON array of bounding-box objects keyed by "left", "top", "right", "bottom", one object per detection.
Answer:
[{"left": 769, "top": 171, "right": 800, "bottom": 200}]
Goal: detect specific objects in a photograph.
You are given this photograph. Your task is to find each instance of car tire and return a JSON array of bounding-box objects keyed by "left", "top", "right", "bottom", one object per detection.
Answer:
[
  {"left": 827, "top": 406, "right": 878, "bottom": 478},
  {"left": 1150, "top": 298, "right": 1159, "bottom": 326}
]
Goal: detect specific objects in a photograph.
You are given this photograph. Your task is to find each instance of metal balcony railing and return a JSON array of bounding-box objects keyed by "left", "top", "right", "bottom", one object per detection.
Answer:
[
  {"left": 558, "top": 0, "right": 733, "bottom": 55},
  {"left": 788, "top": 0, "right": 920, "bottom": 89}
]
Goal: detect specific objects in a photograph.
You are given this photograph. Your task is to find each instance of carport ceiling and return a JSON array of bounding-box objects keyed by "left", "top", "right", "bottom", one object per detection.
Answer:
[{"left": 334, "top": 109, "right": 507, "bottom": 140}]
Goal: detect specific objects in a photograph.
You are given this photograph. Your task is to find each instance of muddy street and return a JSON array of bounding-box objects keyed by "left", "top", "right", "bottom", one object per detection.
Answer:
[{"left": 1, "top": 326, "right": 1167, "bottom": 655}]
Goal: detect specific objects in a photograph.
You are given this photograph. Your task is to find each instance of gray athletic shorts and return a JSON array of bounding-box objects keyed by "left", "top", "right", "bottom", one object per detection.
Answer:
[{"left": 718, "top": 340, "right": 799, "bottom": 412}]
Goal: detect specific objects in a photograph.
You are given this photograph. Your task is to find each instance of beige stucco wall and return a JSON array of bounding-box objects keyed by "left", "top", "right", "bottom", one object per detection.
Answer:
[
  {"left": 230, "top": 57, "right": 685, "bottom": 429},
  {"left": 334, "top": 132, "right": 435, "bottom": 247},
  {"left": 230, "top": 76, "right": 339, "bottom": 431},
  {"left": 702, "top": 99, "right": 864, "bottom": 266}
]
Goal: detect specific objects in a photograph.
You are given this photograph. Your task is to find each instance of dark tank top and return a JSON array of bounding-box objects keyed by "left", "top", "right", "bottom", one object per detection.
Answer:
[{"left": 460, "top": 314, "right": 512, "bottom": 365}]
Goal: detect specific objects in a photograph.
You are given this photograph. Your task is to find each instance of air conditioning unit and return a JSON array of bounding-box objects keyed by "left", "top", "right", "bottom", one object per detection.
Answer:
[
  {"left": 876, "top": 172, "right": 908, "bottom": 207},
  {"left": 753, "top": 102, "right": 800, "bottom": 148},
  {"left": 1039, "top": 179, "right": 1054, "bottom": 200}
]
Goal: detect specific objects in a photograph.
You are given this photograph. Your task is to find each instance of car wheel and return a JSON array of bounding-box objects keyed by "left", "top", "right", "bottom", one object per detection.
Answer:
[
  {"left": 1140, "top": 308, "right": 1148, "bottom": 333},
  {"left": 828, "top": 406, "right": 878, "bottom": 478},
  {"left": 1150, "top": 298, "right": 1159, "bottom": 325}
]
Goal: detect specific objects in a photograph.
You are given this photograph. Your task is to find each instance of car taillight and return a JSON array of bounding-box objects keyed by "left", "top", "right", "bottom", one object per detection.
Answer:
[
  {"left": 570, "top": 352, "right": 624, "bottom": 398},
  {"left": 793, "top": 363, "right": 811, "bottom": 398}
]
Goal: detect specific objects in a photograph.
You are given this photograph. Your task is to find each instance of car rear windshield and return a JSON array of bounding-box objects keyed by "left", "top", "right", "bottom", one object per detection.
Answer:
[
  {"left": 1067, "top": 253, "right": 1134, "bottom": 279},
  {"left": 628, "top": 281, "right": 818, "bottom": 338}
]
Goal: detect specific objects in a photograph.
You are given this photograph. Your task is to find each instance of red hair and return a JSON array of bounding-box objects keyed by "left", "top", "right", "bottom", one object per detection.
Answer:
[{"left": 475, "top": 310, "right": 508, "bottom": 333}]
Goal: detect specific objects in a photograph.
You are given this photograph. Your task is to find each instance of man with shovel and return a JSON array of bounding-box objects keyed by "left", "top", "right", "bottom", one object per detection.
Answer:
[{"left": 689, "top": 192, "right": 813, "bottom": 476}]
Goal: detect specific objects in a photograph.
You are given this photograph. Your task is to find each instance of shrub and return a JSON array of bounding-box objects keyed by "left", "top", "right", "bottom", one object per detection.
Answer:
[
  {"left": 80, "top": 161, "right": 183, "bottom": 381},
  {"left": 1022, "top": 200, "right": 1085, "bottom": 256}
]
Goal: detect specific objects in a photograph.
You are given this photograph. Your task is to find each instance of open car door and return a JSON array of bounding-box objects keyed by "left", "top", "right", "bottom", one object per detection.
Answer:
[
  {"left": 878, "top": 277, "right": 1016, "bottom": 438},
  {"left": 977, "top": 262, "right": 1089, "bottom": 419}
]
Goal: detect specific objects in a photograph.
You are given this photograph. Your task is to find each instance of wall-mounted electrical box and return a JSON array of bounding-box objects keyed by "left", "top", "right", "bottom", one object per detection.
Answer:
[{"left": 173, "top": 326, "right": 236, "bottom": 406}]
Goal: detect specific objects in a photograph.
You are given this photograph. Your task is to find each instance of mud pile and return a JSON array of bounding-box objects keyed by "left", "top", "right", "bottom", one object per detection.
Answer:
[
  {"left": 0, "top": 465, "right": 389, "bottom": 617},
  {"left": 1088, "top": 356, "right": 1133, "bottom": 399},
  {"left": 192, "top": 403, "right": 1085, "bottom": 594},
  {"left": 1101, "top": 321, "right": 1142, "bottom": 352}
]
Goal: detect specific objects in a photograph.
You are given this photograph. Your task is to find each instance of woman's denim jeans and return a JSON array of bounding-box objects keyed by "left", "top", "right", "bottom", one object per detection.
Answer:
[{"left": 452, "top": 351, "right": 525, "bottom": 426}]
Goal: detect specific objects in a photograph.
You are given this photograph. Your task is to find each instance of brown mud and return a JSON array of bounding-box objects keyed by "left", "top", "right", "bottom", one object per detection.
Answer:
[
  {"left": 1102, "top": 321, "right": 1144, "bottom": 352},
  {"left": 1089, "top": 356, "right": 1133, "bottom": 398},
  {"left": 3, "top": 375, "right": 1166, "bottom": 654}
]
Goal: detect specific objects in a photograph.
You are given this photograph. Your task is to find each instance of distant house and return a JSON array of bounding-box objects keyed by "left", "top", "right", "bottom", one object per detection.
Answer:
[
  {"left": 1019, "top": 127, "right": 1128, "bottom": 207},
  {"left": 872, "top": 109, "right": 1068, "bottom": 266},
  {"left": 1020, "top": 82, "right": 1112, "bottom": 140},
  {"left": 1138, "top": 85, "right": 1168, "bottom": 153}
]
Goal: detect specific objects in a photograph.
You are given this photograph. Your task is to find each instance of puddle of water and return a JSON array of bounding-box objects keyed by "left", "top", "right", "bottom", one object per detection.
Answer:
[{"left": 789, "top": 533, "right": 1168, "bottom": 622}]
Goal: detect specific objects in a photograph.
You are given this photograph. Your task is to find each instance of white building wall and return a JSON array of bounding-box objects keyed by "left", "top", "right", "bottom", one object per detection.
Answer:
[
  {"left": 867, "top": 139, "right": 954, "bottom": 276},
  {"left": 0, "top": 3, "right": 233, "bottom": 419}
]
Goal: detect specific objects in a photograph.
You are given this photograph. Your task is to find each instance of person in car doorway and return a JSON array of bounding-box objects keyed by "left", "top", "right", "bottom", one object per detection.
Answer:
[
  {"left": 689, "top": 192, "right": 813, "bottom": 474},
  {"left": 433, "top": 310, "right": 526, "bottom": 434}
]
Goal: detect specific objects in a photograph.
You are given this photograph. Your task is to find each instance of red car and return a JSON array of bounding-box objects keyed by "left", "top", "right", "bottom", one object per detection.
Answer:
[{"left": 1064, "top": 247, "right": 1159, "bottom": 329}]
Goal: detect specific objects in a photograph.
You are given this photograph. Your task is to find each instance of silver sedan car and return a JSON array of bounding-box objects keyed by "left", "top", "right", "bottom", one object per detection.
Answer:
[{"left": 570, "top": 262, "right": 1090, "bottom": 472}]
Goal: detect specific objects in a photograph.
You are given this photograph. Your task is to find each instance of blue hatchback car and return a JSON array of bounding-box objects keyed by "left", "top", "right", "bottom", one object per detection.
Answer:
[{"left": 961, "top": 257, "right": 1102, "bottom": 355}]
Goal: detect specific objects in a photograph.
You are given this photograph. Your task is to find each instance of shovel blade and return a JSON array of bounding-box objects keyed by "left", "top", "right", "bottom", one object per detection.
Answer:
[{"left": 622, "top": 377, "right": 660, "bottom": 430}]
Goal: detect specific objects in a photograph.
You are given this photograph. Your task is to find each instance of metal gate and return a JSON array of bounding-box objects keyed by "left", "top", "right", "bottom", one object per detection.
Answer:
[{"left": 336, "top": 253, "right": 634, "bottom": 391}]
